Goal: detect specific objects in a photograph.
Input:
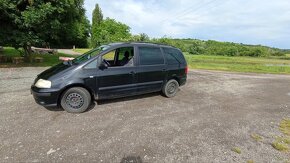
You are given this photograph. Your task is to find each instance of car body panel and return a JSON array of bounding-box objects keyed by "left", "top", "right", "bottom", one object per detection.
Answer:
[
  {"left": 136, "top": 65, "right": 166, "bottom": 93},
  {"left": 96, "top": 66, "right": 137, "bottom": 99}
]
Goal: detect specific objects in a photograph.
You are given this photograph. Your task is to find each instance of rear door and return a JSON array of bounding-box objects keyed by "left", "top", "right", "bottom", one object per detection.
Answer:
[{"left": 136, "top": 46, "right": 167, "bottom": 93}]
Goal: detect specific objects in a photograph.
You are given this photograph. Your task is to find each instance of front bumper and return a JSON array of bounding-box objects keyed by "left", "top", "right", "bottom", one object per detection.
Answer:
[{"left": 31, "top": 86, "right": 61, "bottom": 107}]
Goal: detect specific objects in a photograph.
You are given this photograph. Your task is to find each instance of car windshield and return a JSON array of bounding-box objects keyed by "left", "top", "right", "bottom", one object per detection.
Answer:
[{"left": 71, "top": 45, "right": 110, "bottom": 64}]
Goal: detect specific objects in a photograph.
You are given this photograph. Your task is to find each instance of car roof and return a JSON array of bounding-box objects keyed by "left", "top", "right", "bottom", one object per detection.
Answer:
[{"left": 108, "top": 42, "right": 177, "bottom": 49}]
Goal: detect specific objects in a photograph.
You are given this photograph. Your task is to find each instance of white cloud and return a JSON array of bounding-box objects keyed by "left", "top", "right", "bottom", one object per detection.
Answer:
[{"left": 85, "top": 0, "right": 290, "bottom": 48}]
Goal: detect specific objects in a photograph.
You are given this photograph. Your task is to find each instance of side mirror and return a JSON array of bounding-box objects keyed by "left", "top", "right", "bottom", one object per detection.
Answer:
[{"left": 99, "top": 62, "right": 108, "bottom": 70}]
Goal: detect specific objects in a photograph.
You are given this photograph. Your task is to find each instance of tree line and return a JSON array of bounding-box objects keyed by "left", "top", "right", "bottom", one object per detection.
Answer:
[
  {"left": 0, "top": 1, "right": 287, "bottom": 58},
  {"left": 90, "top": 4, "right": 287, "bottom": 57},
  {"left": 153, "top": 38, "right": 286, "bottom": 57}
]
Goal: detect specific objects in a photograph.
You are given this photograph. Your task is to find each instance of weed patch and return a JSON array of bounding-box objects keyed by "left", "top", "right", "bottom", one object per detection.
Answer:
[
  {"left": 251, "top": 133, "right": 263, "bottom": 142},
  {"left": 231, "top": 147, "right": 241, "bottom": 154}
]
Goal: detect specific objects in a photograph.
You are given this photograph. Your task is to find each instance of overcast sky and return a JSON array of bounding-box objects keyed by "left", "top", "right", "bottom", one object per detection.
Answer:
[{"left": 84, "top": 0, "right": 290, "bottom": 49}]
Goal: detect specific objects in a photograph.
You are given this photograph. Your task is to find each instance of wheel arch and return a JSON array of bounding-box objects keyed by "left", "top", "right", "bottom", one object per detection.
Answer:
[
  {"left": 57, "top": 84, "right": 95, "bottom": 106},
  {"left": 166, "top": 76, "right": 181, "bottom": 85}
]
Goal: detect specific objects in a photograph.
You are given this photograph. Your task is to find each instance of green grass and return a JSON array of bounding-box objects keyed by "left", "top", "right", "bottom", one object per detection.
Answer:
[
  {"left": 0, "top": 47, "right": 76, "bottom": 67},
  {"left": 280, "top": 119, "right": 290, "bottom": 136},
  {"left": 231, "top": 147, "right": 242, "bottom": 154},
  {"left": 272, "top": 119, "right": 290, "bottom": 152},
  {"left": 72, "top": 49, "right": 290, "bottom": 74},
  {"left": 272, "top": 140, "right": 289, "bottom": 151},
  {"left": 2, "top": 47, "right": 290, "bottom": 73},
  {"left": 185, "top": 54, "right": 290, "bottom": 74},
  {"left": 73, "top": 48, "right": 91, "bottom": 54},
  {"left": 251, "top": 133, "right": 263, "bottom": 142}
]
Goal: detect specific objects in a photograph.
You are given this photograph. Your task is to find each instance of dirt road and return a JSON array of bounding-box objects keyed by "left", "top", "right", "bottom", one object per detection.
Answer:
[
  {"left": 0, "top": 67, "right": 289, "bottom": 162},
  {"left": 57, "top": 49, "right": 81, "bottom": 55}
]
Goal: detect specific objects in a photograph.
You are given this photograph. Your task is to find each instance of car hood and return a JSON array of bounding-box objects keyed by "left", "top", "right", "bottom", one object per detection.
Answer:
[{"left": 37, "top": 62, "right": 73, "bottom": 80}]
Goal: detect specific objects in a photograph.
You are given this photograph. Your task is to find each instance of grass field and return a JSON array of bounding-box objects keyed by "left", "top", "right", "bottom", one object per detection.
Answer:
[
  {"left": 1, "top": 47, "right": 290, "bottom": 74},
  {"left": 185, "top": 53, "right": 290, "bottom": 74},
  {"left": 0, "top": 47, "right": 76, "bottom": 67}
]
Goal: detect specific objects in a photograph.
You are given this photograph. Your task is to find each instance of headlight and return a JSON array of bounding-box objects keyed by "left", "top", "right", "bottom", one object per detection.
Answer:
[{"left": 35, "top": 79, "right": 52, "bottom": 88}]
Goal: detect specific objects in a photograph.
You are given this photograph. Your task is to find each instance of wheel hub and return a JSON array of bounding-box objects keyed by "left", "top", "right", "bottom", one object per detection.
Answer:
[
  {"left": 168, "top": 83, "right": 176, "bottom": 94},
  {"left": 65, "top": 93, "right": 84, "bottom": 109}
]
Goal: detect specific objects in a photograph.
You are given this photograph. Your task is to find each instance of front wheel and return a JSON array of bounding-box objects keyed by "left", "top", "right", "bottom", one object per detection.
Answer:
[
  {"left": 60, "top": 87, "right": 91, "bottom": 113},
  {"left": 162, "top": 79, "right": 179, "bottom": 98}
]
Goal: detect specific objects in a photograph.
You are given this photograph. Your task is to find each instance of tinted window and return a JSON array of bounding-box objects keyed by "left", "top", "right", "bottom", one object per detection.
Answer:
[
  {"left": 163, "top": 48, "right": 185, "bottom": 64},
  {"left": 139, "top": 47, "right": 164, "bottom": 65}
]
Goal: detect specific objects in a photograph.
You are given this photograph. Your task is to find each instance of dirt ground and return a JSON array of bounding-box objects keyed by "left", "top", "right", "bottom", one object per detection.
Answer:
[{"left": 0, "top": 67, "right": 290, "bottom": 162}]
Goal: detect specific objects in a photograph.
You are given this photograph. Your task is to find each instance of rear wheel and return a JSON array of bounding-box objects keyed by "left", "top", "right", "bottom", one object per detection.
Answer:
[
  {"left": 60, "top": 87, "right": 91, "bottom": 113},
  {"left": 162, "top": 79, "right": 179, "bottom": 98}
]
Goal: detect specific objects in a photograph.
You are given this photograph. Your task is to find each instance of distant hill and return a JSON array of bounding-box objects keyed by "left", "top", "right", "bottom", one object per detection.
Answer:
[
  {"left": 281, "top": 49, "right": 290, "bottom": 54},
  {"left": 152, "top": 38, "right": 286, "bottom": 57}
]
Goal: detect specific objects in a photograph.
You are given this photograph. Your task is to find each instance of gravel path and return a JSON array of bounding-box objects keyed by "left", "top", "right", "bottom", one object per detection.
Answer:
[
  {"left": 57, "top": 49, "right": 81, "bottom": 55},
  {"left": 0, "top": 67, "right": 290, "bottom": 162}
]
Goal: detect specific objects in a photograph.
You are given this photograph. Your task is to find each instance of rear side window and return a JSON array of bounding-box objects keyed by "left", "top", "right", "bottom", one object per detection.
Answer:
[
  {"left": 163, "top": 48, "right": 185, "bottom": 65},
  {"left": 139, "top": 47, "right": 164, "bottom": 65}
]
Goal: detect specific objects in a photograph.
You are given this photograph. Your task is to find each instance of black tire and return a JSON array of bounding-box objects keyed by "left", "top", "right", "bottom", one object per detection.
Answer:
[
  {"left": 60, "top": 87, "right": 91, "bottom": 113},
  {"left": 162, "top": 79, "right": 179, "bottom": 98}
]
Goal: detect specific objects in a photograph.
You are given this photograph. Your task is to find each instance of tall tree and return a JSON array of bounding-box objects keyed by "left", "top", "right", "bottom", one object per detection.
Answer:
[
  {"left": 93, "top": 18, "right": 131, "bottom": 45},
  {"left": 139, "top": 33, "right": 150, "bottom": 41},
  {"left": 0, "top": 0, "right": 90, "bottom": 59},
  {"left": 91, "top": 3, "right": 103, "bottom": 47},
  {"left": 92, "top": 4, "right": 103, "bottom": 26},
  {"left": 129, "top": 33, "right": 150, "bottom": 42}
]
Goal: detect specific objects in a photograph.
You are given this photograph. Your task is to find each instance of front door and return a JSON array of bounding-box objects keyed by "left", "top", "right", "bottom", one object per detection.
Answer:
[{"left": 97, "top": 46, "right": 137, "bottom": 99}]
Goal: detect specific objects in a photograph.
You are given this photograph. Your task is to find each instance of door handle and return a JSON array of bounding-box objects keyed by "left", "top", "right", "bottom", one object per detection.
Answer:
[{"left": 129, "top": 71, "right": 135, "bottom": 74}]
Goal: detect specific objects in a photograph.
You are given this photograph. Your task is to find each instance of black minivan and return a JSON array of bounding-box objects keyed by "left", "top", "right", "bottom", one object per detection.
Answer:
[{"left": 31, "top": 42, "right": 187, "bottom": 113}]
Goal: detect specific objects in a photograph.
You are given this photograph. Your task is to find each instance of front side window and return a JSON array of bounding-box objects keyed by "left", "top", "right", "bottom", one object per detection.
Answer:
[
  {"left": 139, "top": 47, "right": 164, "bottom": 65},
  {"left": 101, "top": 47, "right": 134, "bottom": 67},
  {"left": 72, "top": 45, "right": 110, "bottom": 64}
]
